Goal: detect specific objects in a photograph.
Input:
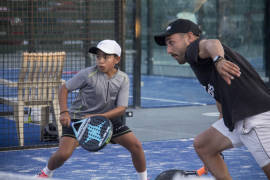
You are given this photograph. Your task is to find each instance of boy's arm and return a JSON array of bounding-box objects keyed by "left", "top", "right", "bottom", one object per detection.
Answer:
[
  {"left": 198, "top": 39, "right": 241, "bottom": 85},
  {"left": 58, "top": 84, "right": 71, "bottom": 127}
]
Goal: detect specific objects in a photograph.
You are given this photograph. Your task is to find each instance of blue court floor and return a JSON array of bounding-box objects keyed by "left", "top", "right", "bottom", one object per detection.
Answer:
[
  {"left": 0, "top": 69, "right": 267, "bottom": 179},
  {"left": 0, "top": 139, "right": 267, "bottom": 180}
]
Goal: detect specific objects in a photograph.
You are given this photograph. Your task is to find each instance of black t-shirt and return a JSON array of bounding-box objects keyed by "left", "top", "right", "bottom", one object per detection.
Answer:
[{"left": 185, "top": 38, "right": 270, "bottom": 131}]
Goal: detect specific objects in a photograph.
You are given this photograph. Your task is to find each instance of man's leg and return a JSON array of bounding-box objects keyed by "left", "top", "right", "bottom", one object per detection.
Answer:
[
  {"left": 240, "top": 111, "right": 270, "bottom": 179},
  {"left": 193, "top": 126, "right": 233, "bottom": 180},
  {"left": 242, "top": 127, "right": 270, "bottom": 180},
  {"left": 263, "top": 164, "right": 270, "bottom": 179},
  {"left": 113, "top": 132, "right": 147, "bottom": 179}
]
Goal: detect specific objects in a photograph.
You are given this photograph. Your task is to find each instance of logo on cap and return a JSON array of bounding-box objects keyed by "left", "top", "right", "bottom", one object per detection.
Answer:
[{"left": 166, "top": 26, "right": 171, "bottom": 31}]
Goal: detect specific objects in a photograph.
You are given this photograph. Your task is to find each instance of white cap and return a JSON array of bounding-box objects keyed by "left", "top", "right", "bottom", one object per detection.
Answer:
[{"left": 89, "top": 40, "right": 121, "bottom": 57}]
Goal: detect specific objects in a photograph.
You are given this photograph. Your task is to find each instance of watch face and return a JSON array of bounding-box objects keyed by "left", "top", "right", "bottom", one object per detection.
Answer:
[
  {"left": 213, "top": 56, "right": 223, "bottom": 64},
  {"left": 213, "top": 55, "right": 221, "bottom": 62}
]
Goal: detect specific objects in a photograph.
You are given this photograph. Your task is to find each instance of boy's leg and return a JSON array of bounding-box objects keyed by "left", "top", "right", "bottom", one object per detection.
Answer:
[
  {"left": 110, "top": 116, "right": 147, "bottom": 180},
  {"left": 194, "top": 120, "right": 235, "bottom": 180},
  {"left": 37, "top": 134, "right": 78, "bottom": 177},
  {"left": 48, "top": 136, "right": 78, "bottom": 170},
  {"left": 46, "top": 119, "right": 80, "bottom": 171},
  {"left": 112, "top": 132, "right": 146, "bottom": 173}
]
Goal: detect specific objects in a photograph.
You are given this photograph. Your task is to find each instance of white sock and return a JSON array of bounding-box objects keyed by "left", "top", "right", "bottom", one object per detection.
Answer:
[
  {"left": 42, "top": 166, "right": 54, "bottom": 177},
  {"left": 137, "top": 170, "right": 147, "bottom": 180}
]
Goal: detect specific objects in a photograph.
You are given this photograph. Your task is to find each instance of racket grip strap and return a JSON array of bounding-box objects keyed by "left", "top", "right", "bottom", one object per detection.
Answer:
[{"left": 196, "top": 166, "right": 206, "bottom": 176}]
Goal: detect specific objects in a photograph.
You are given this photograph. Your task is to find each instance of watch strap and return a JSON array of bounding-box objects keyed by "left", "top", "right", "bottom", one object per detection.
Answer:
[{"left": 213, "top": 55, "right": 224, "bottom": 64}]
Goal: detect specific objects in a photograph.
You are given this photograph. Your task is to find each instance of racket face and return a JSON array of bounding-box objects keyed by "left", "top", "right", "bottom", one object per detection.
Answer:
[
  {"left": 155, "top": 169, "right": 197, "bottom": 180},
  {"left": 77, "top": 116, "right": 113, "bottom": 152}
]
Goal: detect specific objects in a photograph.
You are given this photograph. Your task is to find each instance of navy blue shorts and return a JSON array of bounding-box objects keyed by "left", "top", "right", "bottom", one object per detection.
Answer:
[{"left": 62, "top": 116, "right": 131, "bottom": 142}]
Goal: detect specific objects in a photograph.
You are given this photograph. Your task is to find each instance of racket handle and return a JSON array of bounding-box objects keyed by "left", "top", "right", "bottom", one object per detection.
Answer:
[{"left": 196, "top": 166, "right": 207, "bottom": 176}]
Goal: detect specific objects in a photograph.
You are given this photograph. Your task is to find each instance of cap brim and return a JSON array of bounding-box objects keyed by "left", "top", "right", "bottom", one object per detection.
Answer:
[
  {"left": 89, "top": 47, "right": 99, "bottom": 54},
  {"left": 89, "top": 46, "right": 120, "bottom": 56},
  {"left": 154, "top": 35, "right": 166, "bottom": 46},
  {"left": 154, "top": 32, "right": 172, "bottom": 46}
]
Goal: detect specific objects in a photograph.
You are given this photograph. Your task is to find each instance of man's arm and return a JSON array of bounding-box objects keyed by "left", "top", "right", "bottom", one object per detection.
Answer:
[
  {"left": 198, "top": 39, "right": 241, "bottom": 85},
  {"left": 216, "top": 100, "right": 223, "bottom": 119},
  {"left": 198, "top": 39, "right": 224, "bottom": 60}
]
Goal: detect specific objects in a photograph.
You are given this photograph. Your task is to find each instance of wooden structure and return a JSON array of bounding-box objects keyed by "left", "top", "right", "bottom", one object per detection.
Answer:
[{"left": 0, "top": 52, "right": 65, "bottom": 146}]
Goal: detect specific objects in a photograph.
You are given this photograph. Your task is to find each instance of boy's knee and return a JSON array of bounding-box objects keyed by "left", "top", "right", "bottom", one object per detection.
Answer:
[
  {"left": 134, "top": 141, "right": 143, "bottom": 150},
  {"left": 130, "top": 140, "right": 143, "bottom": 153}
]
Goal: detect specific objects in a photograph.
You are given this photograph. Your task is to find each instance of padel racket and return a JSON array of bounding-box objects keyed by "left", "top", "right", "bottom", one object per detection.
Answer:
[
  {"left": 155, "top": 153, "right": 224, "bottom": 180},
  {"left": 71, "top": 116, "right": 113, "bottom": 152},
  {"left": 155, "top": 166, "right": 206, "bottom": 180}
]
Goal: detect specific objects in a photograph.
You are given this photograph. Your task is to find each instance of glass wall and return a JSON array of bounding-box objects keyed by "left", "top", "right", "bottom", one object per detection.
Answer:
[{"left": 141, "top": 0, "right": 266, "bottom": 79}]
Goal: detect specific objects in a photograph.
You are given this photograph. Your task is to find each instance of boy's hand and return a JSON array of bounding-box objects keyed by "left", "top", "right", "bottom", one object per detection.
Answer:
[{"left": 60, "top": 112, "right": 71, "bottom": 127}]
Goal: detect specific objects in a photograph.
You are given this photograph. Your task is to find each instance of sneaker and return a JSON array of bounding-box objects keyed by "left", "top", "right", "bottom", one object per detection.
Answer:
[{"left": 35, "top": 170, "right": 49, "bottom": 178}]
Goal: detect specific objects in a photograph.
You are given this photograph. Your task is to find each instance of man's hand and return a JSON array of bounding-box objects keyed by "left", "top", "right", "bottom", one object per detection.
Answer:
[
  {"left": 215, "top": 58, "right": 241, "bottom": 85},
  {"left": 60, "top": 112, "right": 71, "bottom": 127}
]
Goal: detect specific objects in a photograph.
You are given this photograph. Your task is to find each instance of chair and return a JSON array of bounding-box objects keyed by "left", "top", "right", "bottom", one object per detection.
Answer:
[{"left": 0, "top": 52, "right": 66, "bottom": 146}]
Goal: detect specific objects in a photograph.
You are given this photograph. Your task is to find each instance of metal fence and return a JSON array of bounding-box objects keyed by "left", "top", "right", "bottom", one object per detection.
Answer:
[{"left": 0, "top": 0, "right": 127, "bottom": 149}]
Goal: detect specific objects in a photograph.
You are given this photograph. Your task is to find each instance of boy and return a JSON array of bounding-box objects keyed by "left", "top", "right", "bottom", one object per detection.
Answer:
[{"left": 36, "top": 40, "right": 147, "bottom": 180}]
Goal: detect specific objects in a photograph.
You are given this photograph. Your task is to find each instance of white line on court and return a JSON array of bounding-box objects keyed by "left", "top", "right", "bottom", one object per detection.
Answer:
[
  {"left": 202, "top": 112, "right": 219, "bottom": 117},
  {"left": 138, "top": 96, "right": 207, "bottom": 106}
]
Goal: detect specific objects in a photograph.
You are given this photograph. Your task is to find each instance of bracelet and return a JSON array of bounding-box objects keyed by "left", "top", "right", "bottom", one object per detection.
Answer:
[
  {"left": 213, "top": 55, "right": 224, "bottom": 64},
  {"left": 60, "top": 110, "right": 69, "bottom": 115}
]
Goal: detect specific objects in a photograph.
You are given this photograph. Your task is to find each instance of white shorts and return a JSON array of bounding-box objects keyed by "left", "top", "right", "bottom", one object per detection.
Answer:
[{"left": 212, "top": 111, "right": 270, "bottom": 168}]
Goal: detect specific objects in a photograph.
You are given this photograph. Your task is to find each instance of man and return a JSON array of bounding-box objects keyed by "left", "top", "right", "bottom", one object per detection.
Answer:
[
  {"left": 154, "top": 19, "right": 270, "bottom": 179},
  {"left": 36, "top": 40, "right": 147, "bottom": 180}
]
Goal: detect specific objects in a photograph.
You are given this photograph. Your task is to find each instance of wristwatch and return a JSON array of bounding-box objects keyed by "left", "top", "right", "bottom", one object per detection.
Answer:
[{"left": 213, "top": 55, "right": 224, "bottom": 64}]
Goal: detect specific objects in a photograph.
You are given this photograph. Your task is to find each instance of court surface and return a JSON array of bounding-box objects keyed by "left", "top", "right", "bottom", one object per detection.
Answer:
[
  {"left": 0, "top": 69, "right": 268, "bottom": 179},
  {"left": 0, "top": 105, "right": 268, "bottom": 179}
]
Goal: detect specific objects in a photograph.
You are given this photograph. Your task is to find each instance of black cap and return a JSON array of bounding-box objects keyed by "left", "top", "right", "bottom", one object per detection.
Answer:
[{"left": 154, "top": 19, "right": 201, "bottom": 46}]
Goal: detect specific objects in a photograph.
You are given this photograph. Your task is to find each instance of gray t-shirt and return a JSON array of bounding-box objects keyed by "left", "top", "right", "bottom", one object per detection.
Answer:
[{"left": 65, "top": 66, "right": 129, "bottom": 119}]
